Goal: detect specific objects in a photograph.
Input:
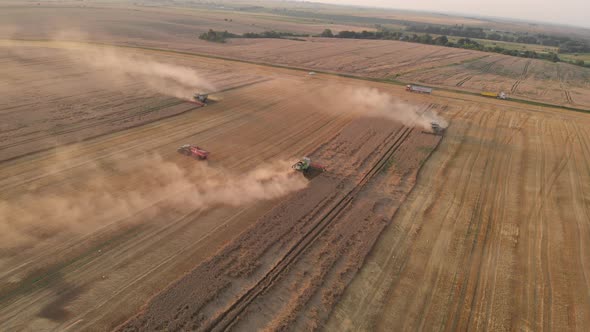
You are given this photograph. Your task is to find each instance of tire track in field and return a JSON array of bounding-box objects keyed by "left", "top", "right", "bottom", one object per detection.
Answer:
[
  {"left": 376, "top": 106, "right": 487, "bottom": 331},
  {"left": 522, "top": 120, "right": 573, "bottom": 330},
  {"left": 567, "top": 122, "right": 590, "bottom": 316},
  {"left": 331, "top": 105, "right": 456, "bottom": 330},
  {"left": 481, "top": 114, "right": 521, "bottom": 331},
  {"left": 456, "top": 58, "right": 503, "bottom": 88},
  {"left": 469, "top": 114, "right": 514, "bottom": 331},
  {"left": 413, "top": 110, "right": 494, "bottom": 331},
  {"left": 330, "top": 102, "right": 590, "bottom": 331},
  {"left": 556, "top": 64, "right": 575, "bottom": 104},
  {"left": 478, "top": 57, "right": 503, "bottom": 74},
  {"left": 449, "top": 110, "right": 507, "bottom": 331},
  {"left": 511, "top": 80, "right": 521, "bottom": 94},
  {"left": 456, "top": 76, "right": 472, "bottom": 87},
  {"left": 322, "top": 106, "right": 467, "bottom": 331},
  {"left": 511, "top": 60, "right": 531, "bottom": 94}
]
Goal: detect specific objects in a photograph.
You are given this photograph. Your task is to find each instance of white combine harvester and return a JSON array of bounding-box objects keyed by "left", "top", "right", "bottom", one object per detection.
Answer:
[
  {"left": 194, "top": 93, "right": 208, "bottom": 103},
  {"left": 430, "top": 122, "right": 444, "bottom": 135},
  {"left": 187, "top": 93, "right": 209, "bottom": 106}
]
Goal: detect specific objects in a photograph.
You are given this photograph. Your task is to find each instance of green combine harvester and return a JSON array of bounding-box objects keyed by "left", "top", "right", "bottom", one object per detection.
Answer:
[{"left": 292, "top": 157, "right": 326, "bottom": 174}]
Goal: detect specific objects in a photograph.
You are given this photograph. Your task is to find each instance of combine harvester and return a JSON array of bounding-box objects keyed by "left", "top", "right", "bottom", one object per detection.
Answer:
[
  {"left": 177, "top": 144, "right": 209, "bottom": 160},
  {"left": 430, "top": 122, "right": 445, "bottom": 135},
  {"left": 406, "top": 85, "right": 433, "bottom": 94},
  {"left": 188, "top": 93, "right": 209, "bottom": 106},
  {"left": 292, "top": 157, "right": 326, "bottom": 178},
  {"left": 481, "top": 91, "right": 508, "bottom": 100},
  {"left": 422, "top": 122, "right": 445, "bottom": 136}
]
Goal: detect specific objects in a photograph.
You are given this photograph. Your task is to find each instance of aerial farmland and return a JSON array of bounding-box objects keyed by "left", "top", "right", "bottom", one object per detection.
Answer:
[{"left": 1, "top": 1, "right": 589, "bottom": 331}]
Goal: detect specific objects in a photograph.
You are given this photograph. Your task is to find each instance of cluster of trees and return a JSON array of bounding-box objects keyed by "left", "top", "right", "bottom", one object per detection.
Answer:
[
  {"left": 453, "top": 38, "right": 560, "bottom": 61},
  {"left": 321, "top": 28, "right": 403, "bottom": 40},
  {"left": 198, "top": 29, "right": 239, "bottom": 43},
  {"left": 242, "top": 31, "right": 306, "bottom": 39},
  {"left": 559, "top": 40, "right": 590, "bottom": 53},
  {"left": 409, "top": 25, "right": 488, "bottom": 39},
  {"left": 407, "top": 25, "right": 590, "bottom": 53},
  {"left": 200, "top": 29, "right": 306, "bottom": 43}
]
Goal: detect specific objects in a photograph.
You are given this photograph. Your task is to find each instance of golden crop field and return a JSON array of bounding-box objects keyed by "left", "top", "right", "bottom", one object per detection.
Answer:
[{"left": 2, "top": 2, "right": 590, "bottom": 331}]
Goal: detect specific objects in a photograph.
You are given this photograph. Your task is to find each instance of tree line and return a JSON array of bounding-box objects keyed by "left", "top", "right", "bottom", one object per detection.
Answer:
[
  {"left": 199, "top": 28, "right": 589, "bottom": 67},
  {"left": 320, "top": 29, "right": 590, "bottom": 67},
  {"left": 198, "top": 30, "right": 240, "bottom": 43},
  {"left": 199, "top": 29, "right": 306, "bottom": 43},
  {"left": 406, "top": 24, "right": 590, "bottom": 54}
]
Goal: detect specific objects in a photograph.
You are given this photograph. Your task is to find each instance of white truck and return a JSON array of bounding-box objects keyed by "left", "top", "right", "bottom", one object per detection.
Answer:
[{"left": 406, "top": 85, "right": 433, "bottom": 94}]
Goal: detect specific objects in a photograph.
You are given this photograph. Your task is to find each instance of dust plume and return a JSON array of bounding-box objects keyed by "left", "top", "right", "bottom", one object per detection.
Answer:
[
  {"left": 0, "top": 153, "right": 307, "bottom": 249},
  {"left": 319, "top": 85, "right": 447, "bottom": 130},
  {"left": 73, "top": 47, "right": 215, "bottom": 100},
  {"left": 1, "top": 30, "right": 214, "bottom": 100}
]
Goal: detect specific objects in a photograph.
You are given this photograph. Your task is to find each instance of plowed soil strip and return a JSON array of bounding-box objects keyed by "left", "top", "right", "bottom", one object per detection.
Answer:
[{"left": 207, "top": 126, "right": 414, "bottom": 331}]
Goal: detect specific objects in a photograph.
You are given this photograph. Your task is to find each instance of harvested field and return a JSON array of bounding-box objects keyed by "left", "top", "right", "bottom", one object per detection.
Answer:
[
  {"left": 181, "top": 38, "right": 482, "bottom": 79},
  {"left": 3, "top": 4, "right": 590, "bottom": 110},
  {"left": 400, "top": 54, "right": 590, "bottom": 108},
  {"left": 0, "top": 41, "right": 442, "bottom": 331},
  {"left": 0, "top": 43, "right": 271, "bottom": 161},
  {"left": 0, "top": 3, "right": 368, "bottom": 40},
  {"left": 327, "top": 96, "right": 590, "bottom": 331},
  {"left": 117, "top": 110, "right": 441, "bottom": 332},
  {"left": 2, "top": 5, "right": 590, "bottom": 332}
]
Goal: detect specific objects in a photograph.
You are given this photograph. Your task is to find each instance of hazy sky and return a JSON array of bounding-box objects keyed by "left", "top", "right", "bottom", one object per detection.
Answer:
[{"left": 315, "top": 0, "right": 590, "bottom": 29}]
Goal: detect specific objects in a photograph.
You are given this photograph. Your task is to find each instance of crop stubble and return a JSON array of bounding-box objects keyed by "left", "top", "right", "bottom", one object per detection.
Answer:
[
  {"left": 0, "top": 43, "right": 440, "bottom": 331},
  {"left": 2, "top": 32, "right": 590, "bottom": 332},
  {"left": 327, "top": 99, "right": 590, "bottom": 331}
]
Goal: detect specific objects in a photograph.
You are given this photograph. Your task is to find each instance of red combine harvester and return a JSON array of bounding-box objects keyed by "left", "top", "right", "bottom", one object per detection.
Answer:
[{"left": 177, "top": 144, "right": 209, "bottom": 160}]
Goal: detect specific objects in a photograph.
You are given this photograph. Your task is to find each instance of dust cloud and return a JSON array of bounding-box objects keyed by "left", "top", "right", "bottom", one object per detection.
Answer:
[
  {"left": 76, "top": 47, "right": 215, "bottom": 100},
  {"left": 318, "top": 85, "right": 447, "bottom": 130},
  {"left": 1, "top": 28, "right": 214, "bottom": 100},
  {"left": 0, "top": 153, "right": 307, "bottom": 248}
]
